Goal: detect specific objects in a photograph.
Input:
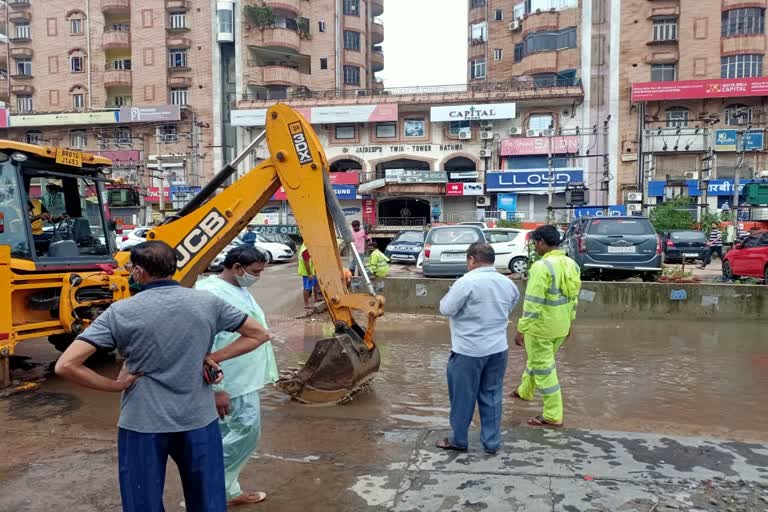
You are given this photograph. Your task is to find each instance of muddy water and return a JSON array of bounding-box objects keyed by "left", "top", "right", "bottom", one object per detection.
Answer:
[{"left": 260, "top": 316, "right": 768, "bottom": 441}]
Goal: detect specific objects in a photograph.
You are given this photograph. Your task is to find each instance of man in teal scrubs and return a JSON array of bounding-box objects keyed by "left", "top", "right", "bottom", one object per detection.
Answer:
[{"left": 197, "top": 245, "right": 278, "bottom": 506}]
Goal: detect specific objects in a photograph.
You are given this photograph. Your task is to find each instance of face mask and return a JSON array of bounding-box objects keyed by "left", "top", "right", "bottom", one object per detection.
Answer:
[
  {"left": 128, "top": 268, "right": 143, "bottom": 293},
  {"left": 235, "top": 269, "right": 260, "bottom": 288}
]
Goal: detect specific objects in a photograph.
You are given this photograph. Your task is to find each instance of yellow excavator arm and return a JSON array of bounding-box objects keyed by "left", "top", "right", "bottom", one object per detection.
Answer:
[{"left": 115, "top": 104, "right": 383, "bottom": 404}]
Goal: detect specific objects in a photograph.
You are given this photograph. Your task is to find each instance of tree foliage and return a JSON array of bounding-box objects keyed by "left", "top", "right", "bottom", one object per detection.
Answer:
[
  {"left": 649, "top": 197, "right": 696, "bottom": 231},
  {"left": 243, "top": 5, "right": 274, "bottom": 28}
]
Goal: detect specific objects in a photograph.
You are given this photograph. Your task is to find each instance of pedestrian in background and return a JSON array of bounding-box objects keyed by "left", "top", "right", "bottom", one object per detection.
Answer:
[
  {"left": 700, "top": 222, "right": 723, "bottom": 269},
  {"left": 242, "top": 225, "right": 258, "bottom": 248},
  {"left": 55, "top": 241, "right": 271, "bottom": 512},
  {"left": 196, "top": 246, "right": 277, "bottom": 507},
  {"left": 437, "top": 242, "right": 520, "bottom": 454},
  {"left": 349, "top": 220, "right": 370, "bottom": 276},
  {"left": 431, "top": 203, "right": 442, "bottom": 224},
  {"left": 511, "top": 225, "right": 581, "bottom": 428}
]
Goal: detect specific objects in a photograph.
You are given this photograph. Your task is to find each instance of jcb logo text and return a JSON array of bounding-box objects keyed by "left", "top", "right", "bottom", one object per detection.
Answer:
[{"left": 176, "top": 209, "right": 228, "bottom": 269}]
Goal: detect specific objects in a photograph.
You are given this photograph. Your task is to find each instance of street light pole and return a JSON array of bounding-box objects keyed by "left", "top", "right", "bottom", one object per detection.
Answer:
[
  {"left": 546, "top": 129, "right": 554, "bottom": 224},
  {"left": 156, "top": 126, "right": 165, "bottom": 213}
]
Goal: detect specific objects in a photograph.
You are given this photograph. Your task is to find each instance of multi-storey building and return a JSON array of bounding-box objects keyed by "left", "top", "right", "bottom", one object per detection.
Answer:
[
  {"left": 618, "top": 0, "right": 768, "bottom": 218},
  {"left": 0, "top": 0, "right": 385, "bottom": 218}
]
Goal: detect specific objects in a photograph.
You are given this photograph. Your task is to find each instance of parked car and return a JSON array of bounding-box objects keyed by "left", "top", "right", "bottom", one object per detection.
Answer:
[
  {"left": 562, "top": 216, "right": 662, "bottom": 280},
  {"left": 458, "top": 221, "right": 489, "bottom": 230},
  {"left": 722, "top": 231, "right": 768, "bottom": 282},
  {"left": 385, "top": 230, "right": 425, "bottom": 264},
  {"left": 422, "top": 225, "right": 486, "bottom": 277},
  {"left": 661, "top": 230, "right": 709, "bottom": 263},
  {"left": 259, "top": 232, "right": 297, "bottom": 253},
  {"left": 219, "top": 236, "right": 294, "bottom": 265},
  {"left": 118, "top": 226, "right": 151, "bottom": 251},
  {"left": 484, "top": 228, "right": 531, "bottom": 274}
]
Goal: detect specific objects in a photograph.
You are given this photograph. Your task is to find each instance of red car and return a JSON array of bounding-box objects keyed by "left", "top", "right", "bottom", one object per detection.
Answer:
[{"left": 723, "top": 231, "right": 768, "bottom": 282}]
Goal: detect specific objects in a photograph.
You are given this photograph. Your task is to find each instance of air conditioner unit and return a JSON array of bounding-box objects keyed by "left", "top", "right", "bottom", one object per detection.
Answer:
[
  {"left": 540, "top": 129, "right": 554, "bottom": 137},
  {"left": 479, "top": 148, "right": 489, "bottom": 157},
  {"left": 480, "top": 131, "right": 494, "bottom": 140},
  {"left": 684, "top": 172, "right": 699, "bottom": 179},
  {"left": 476, "top": 195, "right": 491, "bottom": 207},
  {"left": 509, "top": 20, "right": 521, "bottom": 31},
  {"left": 480, "top": 120, "right": 493, "bottom": 129},
  {"left": 508, "top": 126, "right": 522, "bottom": 136},
  {"left": 459, "top": 130, "right": 472, "bottom": 140},
  {"left": 626, "top": 192, "right": 643, "bottom": 202},
  {"left": 757, "top": 170, "right": 768, "bottom": 179},
  {"left": 627, "top": 203, "right": 643, "bottom": 213},
  {"left": 527, "top": 129, "right": 539, "bottom": 137}
]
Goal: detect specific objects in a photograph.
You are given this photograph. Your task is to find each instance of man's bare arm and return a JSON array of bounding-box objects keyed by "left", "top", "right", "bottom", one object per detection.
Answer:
[
  {"left": 55, "top": 340, "right": 140, "bottom": 392},
  {"left": 208, "top": 317, "right": 270, "bottom": 364}
]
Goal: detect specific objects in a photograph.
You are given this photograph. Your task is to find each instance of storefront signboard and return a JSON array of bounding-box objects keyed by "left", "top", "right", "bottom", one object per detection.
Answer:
[
  {"left": 486, "top": 169, "right": 584, "bottom": 192},
  {"left": 715, "top": 130, "right": 737, "bottom": 152},
  {"left": 743, "top": 131, "right": 764, "bottom": 151},
  {"left": 11, "top": 111, "right": 118, "bottom": 127},
  {"left": 631, "top": 77, "right": 768, "bottom": 102},
  {"left": 647, "top": 179, "right": 756, "bottom": 197},
  {"left": 118, "top": 105, "right": 180, "bottom": 123},
  {"left": 431, "top": 103, "right": 516, "bottom": 122},
  {"left": 497, "top": 194, "right": 517, "bottom": 213},
  {"left": 273, "top": 184, "right": 357, "bottom": 200},
  {"left": 231, "top": 105, "right": 397, "bottom": 126},
  {"left": 500, "top": 136, "right": 580, "bottom": 156},
  {"left": 385, "top": 170, "right": 448, "bottom": 184},
  {"left": 574, "top": 206, "right": 627, "bottom": 218}
]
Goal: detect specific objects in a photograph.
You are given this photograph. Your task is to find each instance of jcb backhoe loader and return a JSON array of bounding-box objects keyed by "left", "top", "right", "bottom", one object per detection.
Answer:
[{"left": 0, "top": 104, "right": 384, "bottom": 404}]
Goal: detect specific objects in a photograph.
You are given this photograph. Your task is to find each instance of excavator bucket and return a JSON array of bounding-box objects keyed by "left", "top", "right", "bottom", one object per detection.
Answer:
[{"left": 276, "top": 331, "right": 381, "bottom": 405}]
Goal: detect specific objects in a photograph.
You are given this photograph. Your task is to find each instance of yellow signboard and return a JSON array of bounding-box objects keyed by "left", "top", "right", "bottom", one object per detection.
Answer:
[{"left": 56, "top": 148, "right": 83, "bottom": 168}]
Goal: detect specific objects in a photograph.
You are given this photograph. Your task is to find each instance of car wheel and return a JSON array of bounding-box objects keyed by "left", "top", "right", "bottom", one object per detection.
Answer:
[
  {"left": 264, "top": 251, "right": 273, "bottom": 264},
  {"left": 641, "top": 272, "right": 659, "bottom": 282},
  {"left": 509, "top": 257, "right": 528, "bottom": 275},
  {"left": 722, "top": 260, "right": 738, "bottom": 280}
]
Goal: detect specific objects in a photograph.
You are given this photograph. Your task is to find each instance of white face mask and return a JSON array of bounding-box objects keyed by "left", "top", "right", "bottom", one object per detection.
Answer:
[{"left": 235, "top": 269, "right": 260, "bottom": 288}]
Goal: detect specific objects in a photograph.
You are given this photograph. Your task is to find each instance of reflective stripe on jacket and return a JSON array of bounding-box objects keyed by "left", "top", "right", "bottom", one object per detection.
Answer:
[
  {"left": 297, "top": 244, "right": 315, "bottom": 277},
  {"left": 367, "top": 249, "right": 390, "bottom": 278},
  {"left": 517, "top": 249, "right": 581, "bottom": 338}
]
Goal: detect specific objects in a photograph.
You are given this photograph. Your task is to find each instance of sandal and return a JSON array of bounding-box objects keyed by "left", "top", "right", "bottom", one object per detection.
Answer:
[
  {"left": 228, "top": 491, "right": 267, "bottom": 506},
  {"left": 435, "top": 438, "right": 467, "bottom": 452},
  {"left": 509, "top": 390, "right": 528, "bottom": 400},
  {"left": 527, "top": 415, "right": 563, "bottom": 428}
]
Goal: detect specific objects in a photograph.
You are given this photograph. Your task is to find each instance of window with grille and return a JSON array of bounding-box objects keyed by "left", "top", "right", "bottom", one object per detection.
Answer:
[
  {"left": 217, "top": 10, "right": 232, "bottom": 33},
  {"left": 521, "top": 27, "right": 577, "bottom": 56},
  {"left": 110, "top": 59, "right": 132, "bottom": 70},
  {"left": 652, "top": 17, "right": 677, "bottom": 41},
  {"left": 15, "top": 59, "right": 32, "bottom": 76},
  {"left": 17, "top": 95, "right": 33, "bottom": 113},
  {"left": 724, "top": 104, "right": 753, "bottom": 125},
  {"left": 110, "top": 23, "right": 130, "bottom": 32},
  {"left": 722, "top": 8, "right": 765, "bottom": 37},
  {"left": 159, "top": 125, "right": 178, "bottom": 144},
  {"left": 170, "top": 13, "right": 187, "bottom": 29},
  {"left": 115, "top": 127, "right": 132, "bottom": 144},
  {"left": 528, "top": 114, "right": 554, "bottom": 135},
  {"left": 651, "top": 63, "right": 676, "bottom": 82},
  {"left": 70, "top": 18, "right": 83, "bottom": 34},
  {"left": 344, "top": 31, "right": 361, "bottom": 51},
  {"left": 111, "top": 96, "right": 132, "bottom": 107},
  {"left": 14, "top": 23, "right": 30, "bottom": 39},
  {"left": 493, "top": 48, "right": 503, "bottom": 61},
  {"left": 470, "top": 0, "right": 486, "bottom": 8},
  {"left": 169, "top": 49, "right": 188, "bottom": 68},
  {"left": 343, "top": 0, "right": 359, "bottom": 16},
  {"left": 449, "top": 120, "right": 471, "bottom": 136},
  {"left": 170, "top": 87, "right": 188, "bottom": 105},
  {"left": 514, "top": 43, "right": 524, "bottom": 63},
  {"left": 470, "top": 58, "right": 486, "bottom": 79},
  {"left": 404, "top": 119, "right": 426, "bottom": 138},
  {"left": 25, "top": 130, "right": 41, "bottom": 144},
  {"left": 70, "top": 130, "right": 87, "bottom": 148},
  {"left": 73, "top": 93, "right": 85, "bottom": 110},
  {"left": 70, "top": 56, "right": 84, "bottom": 73},
  {"left": 470, "top": 22, "right": 487, "bottom": 43},
  {"left": 343, "top": 65, "right": 360, "bottom": 85},
  {"left": 721, "top": 54, "right": 763, "bottom": 78},
  {"left": 665, "top": 107, "right": 689, "bottom": 128}
]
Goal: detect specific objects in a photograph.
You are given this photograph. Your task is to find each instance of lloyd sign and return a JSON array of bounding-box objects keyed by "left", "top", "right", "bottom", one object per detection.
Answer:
[
  {"left": 431, "top": 103, "right": 516, "bottom": 122},
  {"left": 486, "top": 169, "right": 584, "bottom": 192}
]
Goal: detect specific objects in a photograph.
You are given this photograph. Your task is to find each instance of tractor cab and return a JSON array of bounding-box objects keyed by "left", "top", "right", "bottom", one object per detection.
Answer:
[{"left": 0, "top": 142, "right": 116, "bottom": 269}]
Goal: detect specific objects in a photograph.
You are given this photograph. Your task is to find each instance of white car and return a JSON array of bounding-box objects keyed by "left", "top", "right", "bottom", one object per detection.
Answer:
[
  {"left": 231, "top": 236, "right": 295, "bottom": 263},
  {"left": 118, "top": 226, "right": 151, "bottom": 251},
  {"left": 484, "top": 228, "right": 531, "bottom": 274}
]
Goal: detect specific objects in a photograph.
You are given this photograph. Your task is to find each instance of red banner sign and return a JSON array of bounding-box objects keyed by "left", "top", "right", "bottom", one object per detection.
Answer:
[
  {"left": 631, "top": 77, "right": 768, "bottom": 102},
  {"left": 329, "top": 172, "right": 359, "bottom": 185},
  {"left": 362, "top": 198, "right": 377, "bottom": 226},
  {"left": 501, "top": 136, "right": 580, "bottom": 156},
  {"left": 145, "top": 187, "right": 171, "bottom": 202},
  {"left": 446, "top": 183, "right": 463, "bottom": 196}
]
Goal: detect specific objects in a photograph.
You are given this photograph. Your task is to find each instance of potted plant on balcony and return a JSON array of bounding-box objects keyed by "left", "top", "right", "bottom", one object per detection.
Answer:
[
  {"left": 297, "top": 18, "right": 311, "bottom": 40},
  {"left": 243, "top": 4, "right": 274, "bottom": 30}
]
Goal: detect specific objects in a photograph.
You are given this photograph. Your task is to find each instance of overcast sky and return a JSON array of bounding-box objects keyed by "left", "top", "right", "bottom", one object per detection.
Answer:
[{"left": 377, "top": 0, "right": 468, "bottom": 88}]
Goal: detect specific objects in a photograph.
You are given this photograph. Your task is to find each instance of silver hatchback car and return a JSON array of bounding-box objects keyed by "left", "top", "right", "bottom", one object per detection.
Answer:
[{"left": 422, "top": 225, "right": 486, "bottom": 277}]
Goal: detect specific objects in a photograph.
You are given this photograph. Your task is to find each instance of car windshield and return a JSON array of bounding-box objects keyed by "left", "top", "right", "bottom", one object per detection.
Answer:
[
  {"left": 428, "top": 227, "right": 482, "bottom": 245},
  {"left": 486, "top": 231, "right": 519, "bottom": 243},
  {"left": 671, "top": 231, "right": 707, "bottom": 241},
  {"left": 396, "top": 232, "right": 424, "bottom": 243},
  {"left": 589, "top": 219, "right": 654, "bottom": 236}
]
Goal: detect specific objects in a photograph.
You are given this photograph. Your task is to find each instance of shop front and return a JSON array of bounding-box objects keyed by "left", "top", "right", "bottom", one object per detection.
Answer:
[{"left": 486, "top": 169, "right": 584, "bottom": 222}]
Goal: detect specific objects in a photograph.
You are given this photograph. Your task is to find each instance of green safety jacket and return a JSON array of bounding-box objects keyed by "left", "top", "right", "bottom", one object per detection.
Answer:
[
  {"left": 297, "top": 244, "right": 315, "bottom": 277},
  {"left": 518, "top": 249, "right": 581, "bottom": 338},
  {"left": 367, "top": 249, "right": 390, "bottom": 278}
]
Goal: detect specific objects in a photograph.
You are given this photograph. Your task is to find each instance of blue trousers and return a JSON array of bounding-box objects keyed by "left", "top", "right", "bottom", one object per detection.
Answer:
[
  {"left": 447, "top": 350, "right": 508, "bottom": 452},
  {"left": 118, "top": 420, "right": 226, "bottom": 512}
]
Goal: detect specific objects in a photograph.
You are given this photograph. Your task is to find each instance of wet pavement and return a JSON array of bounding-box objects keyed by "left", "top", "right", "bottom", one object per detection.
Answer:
[{"left": 1, "top": 263, "right": 767, "bottom": 511}]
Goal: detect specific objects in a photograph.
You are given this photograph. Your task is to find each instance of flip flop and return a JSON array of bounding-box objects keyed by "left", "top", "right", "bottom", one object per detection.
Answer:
[
  {"left": 228, "top": 491, "right": 267, "bottom": 506},
  {"left": 509, "top": 390, "right": 528, "bottom": 400},
  {"left": 527, "top": 415, "right": 563, "bottom": 428},
  {"left": 435, "top": 438, "right": 467, "bottom": 452}
]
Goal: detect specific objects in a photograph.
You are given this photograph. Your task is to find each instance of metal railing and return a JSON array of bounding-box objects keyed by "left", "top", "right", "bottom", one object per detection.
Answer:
[
  {"left": 375, "top": 217, "right": 428, "bottom": 229},
  {"left": 240, "top": 77, "right": 583, "bottom": 101}
]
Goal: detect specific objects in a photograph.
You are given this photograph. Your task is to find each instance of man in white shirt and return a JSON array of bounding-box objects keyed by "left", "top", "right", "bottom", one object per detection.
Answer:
[{"left": 436, "top": 243, "right": 520, "bottom": 454}]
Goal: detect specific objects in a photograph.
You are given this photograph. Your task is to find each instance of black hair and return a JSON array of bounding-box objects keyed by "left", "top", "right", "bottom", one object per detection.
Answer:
[
  {"left": 467, "top": 242, "right": 495, "bottom": 264},
  {"left": 368, "top": 240, "right": 378, "bottom": 250},
  {"left": 223, "top": 245, "right": 267, "bottom": 269},
  {"left": 352, "top": 220, "right": 361, "bottom": 227},
  {"left": 130, "top": 241, "right": 178, "bottom": 278},
  {"left": 531, "top": 225, "right": 561, "bottom": 247}
]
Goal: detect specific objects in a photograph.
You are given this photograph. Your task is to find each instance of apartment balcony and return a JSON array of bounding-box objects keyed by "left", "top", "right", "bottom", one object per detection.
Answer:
[
  {"left": 102, "top": 0, "right": 130, "bottom": 14},
  {"left": 7, "top": 0, "right": 31, "bottom": 8},
  {"left": 247, "top": 64, "right": 307, "bottom": 86},
  {"left": 10, "top": 73, "right": 33, "bottom": 80},
  {"left": 259, "top": 27, "right": 301, "bottom": 52},
  {"left": 644, "top": 50, "right": 679, "bottom": 64},
  {"left": 167, "top": 36, "right": 192, "bottom": 49},
  {"left": 8, "top": 10, "right": 31, "bottom": 23},
  {"left": 165, "top": 0, "right": 190, "bottom": 10},
  {"left": 265, "top": 0, "right": 300, "bottom": 15},
  {"left": 722, "top": 0, "right": 765, "bottom": 8},
  {"left": 104, "top": 69, "right": 132, "bottom": 87},
  {"left": 371, "top": 0, "right": 384, "bottom": 16},
  {"left": 103, "top": 29, "right": 131, "bottom": 50},
  {"left": 10, "top": 47, "right": 33, "bottom": 59},
  {"left": 168, "top": 64, "right": 191, "bottom": 73},
  {"left": 648, "top": 5, "right": 679, "bottom": 17},
  {"left": 9, "top": 34, "right": 32, "bottom": 44},
  {"left": 521, "top": 8, "right": 578, "bottom": 36},
  {"left": 372, "top": 19, "right": 384, "bottom": 45},
  {"left": 722, "top": 34, "right": 766, "bottom": 55},
  {"left": 371, "top": 47, "right": 384, "bottom": 72},
  {"left": 515, "top": 47, "right": 578, "bottom": 75},
  {"left": 168, "top": 76, "right": 192, "bottom": 88},
  {"left": 646, "top": 37, "right": 678, "bottom": 48},
  {"left": 11, "top": 84, "right": 34, "bottom": 95}
]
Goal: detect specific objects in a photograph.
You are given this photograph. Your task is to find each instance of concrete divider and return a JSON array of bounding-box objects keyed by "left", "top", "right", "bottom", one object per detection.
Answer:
[{"left": 379, "top": 277, "right": 768, "bottom": 322}]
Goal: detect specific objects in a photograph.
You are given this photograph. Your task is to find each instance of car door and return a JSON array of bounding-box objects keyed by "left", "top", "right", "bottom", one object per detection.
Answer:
[
  {"left": 758, "top": 233, "right": 768, "bottom": 279},
  {"left": 735, "top": 236, "right": 761, "bottom": 276}
]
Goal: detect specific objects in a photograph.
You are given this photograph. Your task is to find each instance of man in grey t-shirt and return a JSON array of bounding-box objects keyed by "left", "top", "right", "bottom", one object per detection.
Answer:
[{"left": 55, "top": 241, "right": 271, "bottom": 512}]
